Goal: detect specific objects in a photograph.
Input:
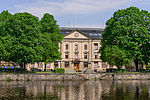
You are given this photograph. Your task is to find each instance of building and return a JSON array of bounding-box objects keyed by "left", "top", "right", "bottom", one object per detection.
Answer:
[
  {"left": 26, "top": 27, "right": 113, "bottom": 72},
  {"left": 0, "top": 27, "right": 115, "bottom": 71}
]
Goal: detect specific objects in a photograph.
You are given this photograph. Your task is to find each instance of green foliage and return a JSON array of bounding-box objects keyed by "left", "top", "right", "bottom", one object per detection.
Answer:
[
  {"left": 116, "top": 69, "right": 126, "bottom": 73},
  {"left": 101, "top": 45, "right": 130, "bottom": 69},
  {"left": 94, "top": 77, "right": 98, "bottom": 81},
  {"left": 100, "top": 7, "right": 150, "bottom": 70},
  {"left": 7, "top": 77, "right": 12, "bottom": 81},
  {"left": 139, "top": 69, "right": 146, "bottom": 72},
  {"left": 40, "top": 13, "right": 63, "bottom": 71},
  {"left": 0, "top": 11, "right": 63, "bottom": 69},
  {"left": 54, "top": 68, "right": 65, "bottom": 73},
  {"left": 0, "top": 12, "right": 41, "bottom": 67}
]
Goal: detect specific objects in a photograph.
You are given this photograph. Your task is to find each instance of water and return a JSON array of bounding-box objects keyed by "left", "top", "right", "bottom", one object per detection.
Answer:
[{"left": 0, "top": 80, "right": 150, "bottom": 100}]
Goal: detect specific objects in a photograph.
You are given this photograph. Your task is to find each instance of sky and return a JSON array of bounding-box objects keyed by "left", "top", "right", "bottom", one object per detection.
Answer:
[{"left": 0, "top": 0, "right": 150, "bottom": 28}]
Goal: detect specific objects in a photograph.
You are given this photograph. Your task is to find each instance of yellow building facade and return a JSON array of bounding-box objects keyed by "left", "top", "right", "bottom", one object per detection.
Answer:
[{"left": 26, "top": 27, "right": 115, "bottom": 72}]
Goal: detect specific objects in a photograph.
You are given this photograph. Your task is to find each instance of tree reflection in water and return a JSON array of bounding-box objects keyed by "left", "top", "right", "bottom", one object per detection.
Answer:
[{"left": 0, "top": 80, "right": 149, "bottom": 100}]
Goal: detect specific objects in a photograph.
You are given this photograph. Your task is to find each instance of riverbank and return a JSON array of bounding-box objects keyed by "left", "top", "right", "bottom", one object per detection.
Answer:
[{"left": 1, "top": 73, "right": 150, "bottom": 81}]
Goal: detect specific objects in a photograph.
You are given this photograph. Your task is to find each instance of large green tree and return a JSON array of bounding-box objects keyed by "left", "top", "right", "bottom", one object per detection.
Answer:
[
  {"left": 101, "top": 45, "right": 130, "bottom": 69},
  {"left": 0, "top": 10, "right": 12, "bottom": 64},
  {"left": 0, "top": 11, "right": 63, "bottom": 70},
  {"left": 99, "top": 7, "right": 150, "bottom": 71},
  {"left": 0, "top": 12, "right": 41, "bottom": 68},
  {"left": 40, "top": 13, "right": 63, "bottom": 71}
]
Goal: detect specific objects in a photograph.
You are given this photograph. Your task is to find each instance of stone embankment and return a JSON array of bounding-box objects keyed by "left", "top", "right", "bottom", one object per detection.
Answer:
[{"left": 0, "top": 73, "right": 150, "bottom": 81}]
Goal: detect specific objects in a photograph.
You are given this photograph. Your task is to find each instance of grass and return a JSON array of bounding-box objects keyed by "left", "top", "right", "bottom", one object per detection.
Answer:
[
  {"left": 123, "top": 72, "right": 140, "bottom": 74},
  {"left": 116, "top": 71, "right": 141, "bottom": 74},
  {"left": 35, "top": 71, "right": 54, "bottom": 74}
]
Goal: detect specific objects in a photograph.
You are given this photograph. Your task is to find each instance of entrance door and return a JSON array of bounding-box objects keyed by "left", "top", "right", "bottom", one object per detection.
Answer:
[{"left": 74, "top": 63, "right": 79, "bottom": 71}]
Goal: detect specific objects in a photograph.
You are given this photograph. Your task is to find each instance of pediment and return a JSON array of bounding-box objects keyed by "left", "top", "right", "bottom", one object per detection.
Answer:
[{"left": 64, "top": 31, "right": 90, "bottom": 39}]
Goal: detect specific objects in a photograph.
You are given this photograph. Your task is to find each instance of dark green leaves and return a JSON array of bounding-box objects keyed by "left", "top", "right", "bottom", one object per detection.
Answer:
[
  {"left": 0, "top": 11, "right": 63, "bottom": 68},
  {"left": 100, "top": 7, "right": 150, "bottom": 69}
]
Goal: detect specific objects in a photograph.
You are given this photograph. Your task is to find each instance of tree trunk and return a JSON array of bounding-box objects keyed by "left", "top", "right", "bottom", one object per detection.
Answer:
[
  {"left": 117, "top": 66, "right": 120, "bottom": 70},
  {"left": 44, "top": 63, "right": 46, "bottom": 71},
  {"left": 20, "top": 63, "right": 23, "bottom": 69},
  {"left": 134, "top": 59, "right": 139, "bottom": 72}
]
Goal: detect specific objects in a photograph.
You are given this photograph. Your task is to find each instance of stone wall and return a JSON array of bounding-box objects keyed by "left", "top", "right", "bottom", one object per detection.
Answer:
[{"left": 0, "top": 73, "right": 150, "bottom": 81}]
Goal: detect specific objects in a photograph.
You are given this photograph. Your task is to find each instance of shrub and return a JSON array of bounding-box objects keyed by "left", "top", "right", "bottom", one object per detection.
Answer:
[
  {"left": 54, "top": 68, "right": 65, "bottom": 73},
  {"left": 7, "top": 77, "right": 12, "bottom": 81},
  {"left": 94, "top": 77, "right": 98, "bottom": 81},
  {"left": 139, "top": 69, "right": 146, "bottom": 72},
  {"left": 116, "top": 69, "right": 126, "bottom": 73}
]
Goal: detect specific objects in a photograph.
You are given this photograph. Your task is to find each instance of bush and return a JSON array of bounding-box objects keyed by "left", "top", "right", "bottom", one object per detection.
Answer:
[
  {"left": 116, "top": 69, "right": 126, "bottom": 73},
  {"left": 54, "top": 68, "right": 65, "bottom": 73},
  {"left": 139, "top": 69, "right": 146, "bottom": 72}
]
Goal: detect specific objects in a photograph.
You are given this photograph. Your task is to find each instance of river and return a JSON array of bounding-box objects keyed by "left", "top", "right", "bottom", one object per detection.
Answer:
[{"left": 0, "top": 80, "right": 150, "bottom": 100}]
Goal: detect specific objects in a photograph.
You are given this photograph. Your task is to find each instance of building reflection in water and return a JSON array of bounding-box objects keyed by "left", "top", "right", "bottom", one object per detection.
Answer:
[{"left": 0, "top": 80, "right": 150, "bottom": 100}]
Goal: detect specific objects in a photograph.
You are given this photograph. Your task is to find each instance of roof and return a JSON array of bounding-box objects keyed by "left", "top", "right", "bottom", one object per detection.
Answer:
[{"left": 60, "top": 27, "right": 104, "bottom": 39}]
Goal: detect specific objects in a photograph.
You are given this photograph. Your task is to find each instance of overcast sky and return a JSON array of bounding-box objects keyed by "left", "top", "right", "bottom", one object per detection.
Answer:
[{"left": 0, "top": 0, "right": 150, "bottom": 28}]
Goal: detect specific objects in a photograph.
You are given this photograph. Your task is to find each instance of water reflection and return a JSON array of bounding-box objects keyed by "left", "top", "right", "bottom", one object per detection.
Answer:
[{"left": 0, "top": 80, "right": 150, "bottom": 100}]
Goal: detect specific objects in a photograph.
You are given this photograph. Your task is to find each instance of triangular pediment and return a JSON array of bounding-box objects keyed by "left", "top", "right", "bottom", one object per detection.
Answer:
[{"left": 64, "top": 31, "right": 90, "bottom": 39}]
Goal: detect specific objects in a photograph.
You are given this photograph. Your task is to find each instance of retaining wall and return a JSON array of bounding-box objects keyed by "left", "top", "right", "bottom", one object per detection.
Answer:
[{"left": 0, "top": 73, "right": 150, "bottom": 81}]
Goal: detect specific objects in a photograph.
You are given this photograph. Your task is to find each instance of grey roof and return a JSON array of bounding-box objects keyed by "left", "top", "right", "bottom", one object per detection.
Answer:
[{"left": 60, "top": 27, "right": 104, "bottom": 39}]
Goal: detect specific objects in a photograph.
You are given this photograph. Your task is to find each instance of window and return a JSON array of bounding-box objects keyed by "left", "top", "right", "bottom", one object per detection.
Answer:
[
  {"left": 54, "top": 62, "right": 58, "bottom": 68},
  {"left": 65, "top": 62, "right": 69, "bottom": 68},
  {"left": 46, "top": 63, "right": 50, "bottom": 68},
  {"left": 38, "top": 62, "right": 42, "bottom": 68},
  {"left": 75, "top": 44, "right": 78, "bottom": 50},
  {"left": 75, "top": 53, "right": 78, "bottom": 59},
  {"left": 94, "top": 62, "right": 98, "bottom": 68},
  {"left": 84, "top": 62, "right": 88, "bottom": 67},
  {"left": 84, "top": 53, "right": 87, "bottom": 59},
  {"left": 109, "top": 65, "right": 113, "bottom": 68},
  {"left": 65, "top": 53, "right": 69, "bottom": 59},
  {"left": 84, "top": 44, "right": 87, "bottom": 50},
  {"left": 30, "top": 64, "right": 34, "bottom": 68},
  {"left": 65, "top": 44, "right": 69, "bottom": 50},
  {"left": 102, "top": 62, "right": 107, "bottom": 68},
  {"left": 94, "top": 52, "right": 98, "bottom": 59},
  {"left": 94, "top": 43, "right": 98, "bottom": 50}
]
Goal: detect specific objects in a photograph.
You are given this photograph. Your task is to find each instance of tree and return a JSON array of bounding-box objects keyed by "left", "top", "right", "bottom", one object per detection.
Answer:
[
  {"left": 40, "top": 13, "right": 63, "bottom": 71},
  {"left": 101, "top": 45, "right": 130, "bottom": 69},
  {"left": 0, "top": 11, "right": 63, "bottom": 70},
  {"left": 99, "top": 7, "right": 150, "bottom": 71},
  {"left": 0, "top": 10, "right": 12, "bottom": 65},
  {"left": 0, "top": 12, "right": 41, "bottom": 68}
]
